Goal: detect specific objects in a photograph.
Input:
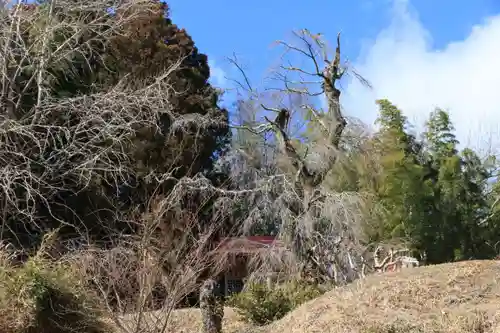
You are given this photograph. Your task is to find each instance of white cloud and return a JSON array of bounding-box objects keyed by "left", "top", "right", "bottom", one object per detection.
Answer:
[
  {"left": 208, "top": 59, "right": 228, "bottom": 89},
  {"left": 343, "top": 0, "right": 500, "bottom": 153}
]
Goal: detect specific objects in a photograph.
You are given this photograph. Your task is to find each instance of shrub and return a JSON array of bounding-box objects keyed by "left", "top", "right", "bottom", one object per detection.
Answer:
[
  {"left": 227, "top": 280, "right": 330, "bottom": 325},
  {"left": 279, "top": 279, "right": 330, "bottom": 308},
  {"left": 0, "top": 247, "right": 109, "bottom": 333}
]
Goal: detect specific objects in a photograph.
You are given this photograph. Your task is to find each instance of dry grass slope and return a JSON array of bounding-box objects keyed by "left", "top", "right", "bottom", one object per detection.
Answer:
[
  {"left": 269, "top": 260, "right": 500, "bottom": 333},
  {"left": 163, "top": 260, "right": 500, "bottom": 333}
]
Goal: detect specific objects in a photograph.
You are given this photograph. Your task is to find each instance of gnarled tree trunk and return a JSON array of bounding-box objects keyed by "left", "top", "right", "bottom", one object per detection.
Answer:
[
  {"left": 268, "top": 33, "right": 351, "bottom": 283},
  {"left": 199, "top": 279, "right": 223, "bottom": 333}
]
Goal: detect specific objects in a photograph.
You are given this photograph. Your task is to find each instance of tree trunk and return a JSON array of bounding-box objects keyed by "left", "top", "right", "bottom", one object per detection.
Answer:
[
  {"left": 199, "top": 279, "right": 223, "bottom": 333},
  {"left": 272, "top": 33, "right": 347, "bottom": 281}
]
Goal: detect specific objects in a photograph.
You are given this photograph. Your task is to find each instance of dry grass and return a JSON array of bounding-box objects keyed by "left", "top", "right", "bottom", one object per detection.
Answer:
[
  {"left": 155, "top": 260, "right": 500, "bottom": 333},
  {"left": 117, "top": 307, "right": 252, "bottom": 333},
  {"left": 0, "top": 247, "right": 110, "bottom": 333},
  {"left": 269, "top": 260, "right": 500, "bottom": 333}
]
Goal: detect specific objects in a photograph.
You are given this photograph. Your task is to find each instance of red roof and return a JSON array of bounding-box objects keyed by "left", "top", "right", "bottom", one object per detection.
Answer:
[{"left": 216, "top": 236, "right": 285, "bottom": 253}]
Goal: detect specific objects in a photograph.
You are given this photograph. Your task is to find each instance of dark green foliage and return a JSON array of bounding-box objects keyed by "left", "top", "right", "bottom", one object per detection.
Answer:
[
  {"left": 229, "top": 283, "right": 291, "bottom": 325},
  {"left": 227, "top": 281, "right": 329, "bottom": 325},
  {"left": 363, "top": 100, "right": 500, "bottom": 263},
  {"left": 103, "top": 1, "right": 230, "bottom": 181}
]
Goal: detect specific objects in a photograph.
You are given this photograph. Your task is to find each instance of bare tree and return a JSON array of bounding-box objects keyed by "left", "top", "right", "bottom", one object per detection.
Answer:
[
  {"left": 69, "top": 191, "right": 233, "bottom": 333},
  {"left": 223, "top": 29, "right": 372, "bottom": 285},
  {"left": 0, "top": 0, "right": 154, "bottom": 238},
  {"left": 199, "top": 279, "right": 223, "bottom": 333},
  {"left": 0, "top": 0, "right": 232, "bottom": 248}
]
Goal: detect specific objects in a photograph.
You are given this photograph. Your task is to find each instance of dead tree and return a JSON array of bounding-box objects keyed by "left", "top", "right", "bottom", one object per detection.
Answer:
[
  {"left": 271, "top": 31, "right": 362, "bottom": 284},
  {"left": 231, "top": 30, "right": 369, "bottom": 285}
]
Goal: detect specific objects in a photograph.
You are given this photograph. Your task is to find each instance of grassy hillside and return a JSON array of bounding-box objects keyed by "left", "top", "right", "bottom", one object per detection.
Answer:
[{"left": 160, "top": 260, "right": 500, "bottom": 333}]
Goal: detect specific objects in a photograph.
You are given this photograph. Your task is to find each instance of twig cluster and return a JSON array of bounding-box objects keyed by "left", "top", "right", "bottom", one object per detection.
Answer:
[{"left": 67, "top": 193, "right": 230, "bottom": 333}]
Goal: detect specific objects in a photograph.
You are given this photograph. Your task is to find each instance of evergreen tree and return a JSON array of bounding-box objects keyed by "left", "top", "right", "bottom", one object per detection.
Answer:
[
  {"left": 458, "top": 148, "right": 495, "bottom": 258},
  {"left": 369, "top": 99, "right": 430, "bottom": 255},
  {"left": 419, "top": 108, "right": 494, "bottom": 262},
  {"left": 420, "top": 108, "right": 461, "bottom": 263}
]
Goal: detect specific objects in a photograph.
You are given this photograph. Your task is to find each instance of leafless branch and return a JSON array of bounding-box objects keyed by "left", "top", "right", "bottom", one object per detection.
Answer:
[
  {"left": 373, "top": 245, "right": 420, "bottom": 273},
  {"left": 65, "top": 194, "right": 228, "bottom": 333},
  {"left": 226, "top": 52, "right": 255, "bottom": 96}
]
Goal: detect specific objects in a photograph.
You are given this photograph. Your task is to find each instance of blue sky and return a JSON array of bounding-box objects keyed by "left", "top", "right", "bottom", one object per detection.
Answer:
[{"left": 167, "top": 0, "right": 500, "bottom": 152}]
